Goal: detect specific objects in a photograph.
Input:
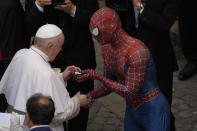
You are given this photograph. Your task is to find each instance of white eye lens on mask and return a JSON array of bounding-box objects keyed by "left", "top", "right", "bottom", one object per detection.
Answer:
[{"left": 92, "top": 27, "right": 99, "bottom": 36}]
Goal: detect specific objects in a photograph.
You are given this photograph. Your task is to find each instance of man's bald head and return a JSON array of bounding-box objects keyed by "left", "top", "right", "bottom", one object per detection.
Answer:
[{"left": 26, "top": 93, "right": 55, "bottom": 125}]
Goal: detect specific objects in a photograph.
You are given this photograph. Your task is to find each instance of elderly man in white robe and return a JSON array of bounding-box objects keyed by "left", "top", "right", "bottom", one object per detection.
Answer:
[{"left": 0, "top": 24, "right": 89, "bottom": 131}]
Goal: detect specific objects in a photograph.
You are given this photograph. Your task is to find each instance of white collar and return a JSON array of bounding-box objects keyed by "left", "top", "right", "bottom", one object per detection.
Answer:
[
  {"left": 30, "top": 125, "right": 49, "bottom": 130},
  {"left": 30, "top": 46, "right": 49, "bottom": 62}
]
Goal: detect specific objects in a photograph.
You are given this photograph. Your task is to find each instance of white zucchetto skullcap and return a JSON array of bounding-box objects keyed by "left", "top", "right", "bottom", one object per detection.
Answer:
[{"left": 35, "top": 24, "right": 62, "bottom": 38}]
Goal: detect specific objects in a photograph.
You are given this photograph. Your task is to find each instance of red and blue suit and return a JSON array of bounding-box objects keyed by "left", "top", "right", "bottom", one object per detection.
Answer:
[{"left": 75, "top": 8, "right": 171, "bottom": 131}]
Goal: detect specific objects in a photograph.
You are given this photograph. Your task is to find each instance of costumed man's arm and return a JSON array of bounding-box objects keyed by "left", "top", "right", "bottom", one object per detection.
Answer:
[
  {"left": 86, "top": 69, "right": 116, "bottom": 100},
  {"left": 75, "top": 47, "right": 150, "bottom": 100},
  {"left": 132, "top": 0, "right": 180, "bottom": 32}
]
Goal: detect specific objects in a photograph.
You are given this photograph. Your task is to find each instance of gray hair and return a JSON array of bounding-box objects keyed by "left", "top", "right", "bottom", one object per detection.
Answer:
[{"left": 34, "top": 36, "right": 59, "bottom": 47}]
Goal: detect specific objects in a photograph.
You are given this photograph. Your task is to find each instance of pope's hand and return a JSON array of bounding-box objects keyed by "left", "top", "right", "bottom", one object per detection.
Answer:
[
  {"left": 74, "top": 92, "right": 91, "bottom": 108},
  {"left": 63, "top": 65, "right": 81, "bottom": 80},
  {"left": 36, "top": 0, "right": 52, "bottom": 7}
]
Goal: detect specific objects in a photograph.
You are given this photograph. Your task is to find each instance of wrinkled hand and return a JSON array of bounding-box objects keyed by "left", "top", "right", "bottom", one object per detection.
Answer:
[
  {"left": 132, "top": 0, "right": 142, "bottom": 8},
  {"left": 55, "top": 0, "right": 74, "bottom": 14},
  {"left": 63, "top": 65, "right": 81, "bottom": 80},
  {"left": 73, "top": 69, "right": 99, "bottom": 82},
  {"left": 74, "top": 92, "right": 92, "bottom": 108},
  {"left": 36, "top": 0, "right": 52, "bottom": 7}
]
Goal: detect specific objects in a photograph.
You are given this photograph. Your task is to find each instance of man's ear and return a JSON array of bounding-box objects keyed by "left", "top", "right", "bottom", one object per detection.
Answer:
[
  {"left": 26, "top": 113, "right": 33, "bottom": 128},
  {"left": 47, "top": 42, "right": 54, "bottom": 49},
  {"left": 25, "top": 112, "right": 30, "bottom": 122}
]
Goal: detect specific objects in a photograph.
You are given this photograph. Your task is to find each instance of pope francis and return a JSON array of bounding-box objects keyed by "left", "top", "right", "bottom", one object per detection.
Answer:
[{"left": 0, "top": 24, "right": 89, "bottom": 131}]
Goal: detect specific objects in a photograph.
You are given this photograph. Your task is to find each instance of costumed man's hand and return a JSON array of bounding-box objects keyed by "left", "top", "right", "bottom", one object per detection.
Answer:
[
  {"left": 36, "top": 0, "right": 52, "bottom": 7},
  {"left": 63, "top": 65, "right": 81, "bottom": 81},
  {"left": 55, "top": 0, "right": 75, "bottom": 15},
  {"left": 73, "top": 69, "right": 100, "bottom": 82}
]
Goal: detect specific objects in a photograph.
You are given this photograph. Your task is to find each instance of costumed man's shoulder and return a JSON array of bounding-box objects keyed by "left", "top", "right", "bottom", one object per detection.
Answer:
[
  {"left": 127, "top": 36, "right": 149, "bottom": 51},
  {"left": 126, "top": 43, "right": 150, "bottom": 64}
]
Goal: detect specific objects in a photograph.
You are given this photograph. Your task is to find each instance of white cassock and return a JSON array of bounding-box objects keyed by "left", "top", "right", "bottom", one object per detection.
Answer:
[{"left": 0, "top": 46, "right": 80, "bottom": 131}]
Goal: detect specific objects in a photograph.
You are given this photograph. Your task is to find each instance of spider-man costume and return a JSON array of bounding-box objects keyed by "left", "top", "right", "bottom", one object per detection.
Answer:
[{"left": 75, "top": 8, "right": 171, "bottom": 131}]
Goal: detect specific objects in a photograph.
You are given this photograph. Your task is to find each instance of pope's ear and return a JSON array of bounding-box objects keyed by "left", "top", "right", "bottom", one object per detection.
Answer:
[{"left": 47, "top": 42, "right": 54, "bottom": 49}]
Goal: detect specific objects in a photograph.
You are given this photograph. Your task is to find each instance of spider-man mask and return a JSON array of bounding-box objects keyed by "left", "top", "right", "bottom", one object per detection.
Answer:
[{"left": 89, "top": 8, "right": 122, "bottom": 45}]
